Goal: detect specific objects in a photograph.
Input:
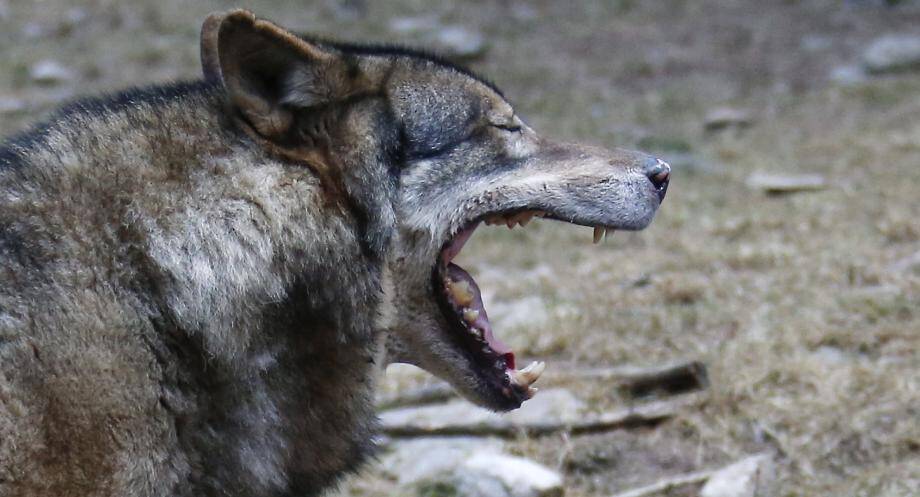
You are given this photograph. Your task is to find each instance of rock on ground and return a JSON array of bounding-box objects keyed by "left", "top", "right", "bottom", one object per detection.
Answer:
[
  {"left": 746, "top": 172, "right": 827, "bottom": 194},
  {"left": 704, "top": 107, "right": 753, "bottom": 131},
  {"left": 380, "top": 437, "right": 505, "bottom": 485},
  {"left": 460, "top": 453, "right": 563, "bottom": 497},
  {"left": 700, "top": 454, "right": 774, "bottom": 497},
  {"left": 379, "top": 438, "right": 563, "bottom": 497},
  {"left": 862, "top": 34, "right": 920, "bottom": 73},
  {"left": 379, "top": 388, "right": 586, "bottom": 434},
  {"left": 388, "top": 16, "right": 488, "bottom": 61},
  {"left": 29, "top": 60, "right": 74, "bottom": 85}
]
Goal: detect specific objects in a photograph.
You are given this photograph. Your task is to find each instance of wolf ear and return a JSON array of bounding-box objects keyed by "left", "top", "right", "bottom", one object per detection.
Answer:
[{"left": 200, "top": 10, "right": 351, "bottom": 139}]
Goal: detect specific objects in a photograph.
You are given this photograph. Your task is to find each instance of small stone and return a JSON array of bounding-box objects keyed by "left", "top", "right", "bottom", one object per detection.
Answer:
[
  {"left": 701, "top": 454, "right": 774, "bottom": 497},
  {"left": 379, "top": 388, "right": 584, "bottom": 435},
  {"left": 0, "top": 97, "right": 27, "bottom": 116},
  {"left": 380, "top": 438, "right": 504, "bottom": 485},
  {"left": 461, "top": 453, "right": 563, "bottom": 497},
  {"left": 388, "top": 16, "right": 439, "bottom": 35},
  {"left": 746, "top": 172, "right": 827, "bottom": 194},
  {"left": 704, "top": 107, "right": 753, "bottom": 131},
  {"left": 862, "top": 34, "right": 920, "bottom": 74},
  {"left": 830, "top": 64, "right": 868, "bottom": 86},
  {"left": 489, "top": 296, "right": 550, "bottom": 333},
  {"left": 506, "top": 388, "right": 585, "bottom": 425},
  {"left": 29, "top": 60, "right": 74, "bottom": 85},
  {"left": 387, "top": 18, "right": 488, "bottom": 61},
  {"left": 21, "top": 22, "right": 47, "bottom": 40},
  {"left": 431, "top": 26, "right": 488, "bottom": 61}
]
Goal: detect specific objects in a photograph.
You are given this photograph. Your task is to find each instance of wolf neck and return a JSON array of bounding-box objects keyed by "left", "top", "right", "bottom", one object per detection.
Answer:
[{"left": 5, "top": 81, "right": 390, "bottom": 358}]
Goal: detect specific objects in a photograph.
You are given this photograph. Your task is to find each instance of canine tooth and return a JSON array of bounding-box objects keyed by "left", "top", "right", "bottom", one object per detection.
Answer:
[
  {"left": 526, "top": 386, "right": 539, "bottom": 399},
  {"left": 593, "top": 226, "right": 604, "bottom": 244},
  {"left": 447, "top": 279, "right": 475, "bottom": 306},
  {"left": 463, "top": 308, "right": 480, "bottom": 322},
  {"left": 517, "top": 361, "right": 546, "bottom": 384}
]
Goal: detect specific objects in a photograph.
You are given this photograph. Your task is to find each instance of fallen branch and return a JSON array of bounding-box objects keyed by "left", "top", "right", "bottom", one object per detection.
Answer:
[
  {"left": 377, "top": 360, "right": 709, "bottom": 409},
  {"left": 376, "top": 383, "right": 455, "bottom": 410},
  {"left": 381, "top": 392, "right": 705, "bottom": 438},
  {"left": 609, "top": 453, "right": 773, "bottom": 497},
  {"left": 608, "top": 469, "right": 713, "bottom": 497}
]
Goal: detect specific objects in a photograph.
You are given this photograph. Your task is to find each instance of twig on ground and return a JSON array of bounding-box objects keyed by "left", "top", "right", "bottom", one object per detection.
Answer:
[
  {"left": 608, "top": 469, "right": 713, "bottom": 497},
  {"left": 376, "top": 383, "right": 455, "bottom": 410},
  {"left": 377, "top": 360, "right": 709, "bottom": 409},
  {"left": 381, "top": 392, "right": 705, "bottom": 438}
]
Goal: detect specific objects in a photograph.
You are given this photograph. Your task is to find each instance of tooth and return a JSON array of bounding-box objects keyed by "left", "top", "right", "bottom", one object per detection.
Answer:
[
  {"left": 463, "top": 308, "right": 480, "bottom": 322},
  {"left": 506, "top": 218, "right": 516, "bottom": 229},
  {"left": 593, "top": 226, "right": 604, "bottom": 244},
  {"left": 447, "top": 279, "right": 475, "bottom": 306},
  {"left": 519, "top": 212, "right": 533, "bottom": 226},
  {"left": 518, "top": 361, "right": 546, "bottom": 384},
  {"left": 526, "top": 386, "right": 539, "bottom": 399}
]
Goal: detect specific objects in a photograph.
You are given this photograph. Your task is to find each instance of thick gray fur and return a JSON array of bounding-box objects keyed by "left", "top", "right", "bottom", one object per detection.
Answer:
[{"left": 0, "top": 9, "right": 665, "bottom": 497}]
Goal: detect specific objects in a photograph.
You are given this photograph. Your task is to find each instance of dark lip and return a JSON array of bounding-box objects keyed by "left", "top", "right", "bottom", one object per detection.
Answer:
[
  {"left": 430, "top": 263, "right": 528, "bottom": 411},
  {"left": 428, "top": 203, "right": 659, "bottom": 411}
]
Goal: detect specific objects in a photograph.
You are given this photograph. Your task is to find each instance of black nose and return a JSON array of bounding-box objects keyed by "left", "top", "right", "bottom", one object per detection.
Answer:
[{"left": 644, "top": 157, "right": 670, "bottom": 202}]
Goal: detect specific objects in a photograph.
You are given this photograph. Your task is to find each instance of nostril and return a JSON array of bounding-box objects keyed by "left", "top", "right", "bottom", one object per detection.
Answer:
[
  {"left": 645, "top": 158, "right": 670, "bottom": 185},
  {"left": 644, "top": 157, "right": 670, "bottom": 201}
]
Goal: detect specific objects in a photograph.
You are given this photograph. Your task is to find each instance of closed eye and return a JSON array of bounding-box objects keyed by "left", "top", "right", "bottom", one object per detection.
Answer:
[{"left": 494, "top": 123, "right": 522, "bottom": 133}]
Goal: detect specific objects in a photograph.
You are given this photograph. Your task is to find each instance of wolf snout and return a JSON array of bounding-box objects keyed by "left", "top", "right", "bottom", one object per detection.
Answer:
[{"left": 644, "top": 157, "right": 670, "bottom": 202}]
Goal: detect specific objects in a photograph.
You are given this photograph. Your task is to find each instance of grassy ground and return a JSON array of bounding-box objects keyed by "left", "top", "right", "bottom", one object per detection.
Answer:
[{"left": 2, "top": 1, "right": 918, "bottom": 496}]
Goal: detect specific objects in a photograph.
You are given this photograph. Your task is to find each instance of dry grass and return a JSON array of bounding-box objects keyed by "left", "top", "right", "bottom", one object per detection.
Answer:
[{"left": 2, "top": 1, "right": 919, "bottom": 495}]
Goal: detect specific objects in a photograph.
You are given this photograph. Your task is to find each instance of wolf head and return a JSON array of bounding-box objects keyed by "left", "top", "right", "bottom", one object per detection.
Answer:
[{"left": 201, "top": 10, "right": 669, "bottom": 412}]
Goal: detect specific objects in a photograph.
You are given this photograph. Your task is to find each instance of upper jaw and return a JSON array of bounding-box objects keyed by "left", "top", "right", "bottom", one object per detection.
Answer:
[{"left": 388, "top": 145, "right": 667, "bottom": 412}]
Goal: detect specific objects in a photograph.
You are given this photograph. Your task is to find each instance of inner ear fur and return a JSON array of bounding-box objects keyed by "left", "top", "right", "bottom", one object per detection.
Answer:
[{"left": 200, "top": 9, "right": 360, "bottom": 139}]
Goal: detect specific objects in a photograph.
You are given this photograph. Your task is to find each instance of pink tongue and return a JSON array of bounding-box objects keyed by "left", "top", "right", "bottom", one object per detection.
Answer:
[{"left": 446, "top": 263, "right": 515, "bottom": 369}]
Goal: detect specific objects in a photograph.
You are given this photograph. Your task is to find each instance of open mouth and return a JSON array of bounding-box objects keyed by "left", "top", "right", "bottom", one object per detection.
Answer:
[{"left": 434, "top": 209, "right": 625, "bottom": 409}]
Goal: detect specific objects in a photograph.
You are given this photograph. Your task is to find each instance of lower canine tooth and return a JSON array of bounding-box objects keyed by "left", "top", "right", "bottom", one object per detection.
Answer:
[{"left": 593, "top": 226, "right": 604, "bottom": 244}]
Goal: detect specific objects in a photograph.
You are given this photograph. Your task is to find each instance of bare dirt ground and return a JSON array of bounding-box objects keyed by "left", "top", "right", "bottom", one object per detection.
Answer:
[{"left": 2, "top": 1, "right": 918, "bottom": 496}]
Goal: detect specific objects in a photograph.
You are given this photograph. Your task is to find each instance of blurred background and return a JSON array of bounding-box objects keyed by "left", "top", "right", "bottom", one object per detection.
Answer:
[{"left": 2, "top": 1, "right": 918, "bottom": 496}]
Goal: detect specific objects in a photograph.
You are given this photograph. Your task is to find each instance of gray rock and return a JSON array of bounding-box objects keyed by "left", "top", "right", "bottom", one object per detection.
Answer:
[
  {"left": 704, "top": 107, "right": 753, "bottom": 131},
  {"left": 0, "top": 97, "right": 26, "bottom": 116},
  {"left": 830, "top": 64, "right": 868, "bottom": 86},
  {"left": 701, "top": 454, "right": 774, "bottom": 497},
  {"left": 862, "top": 34, "right": 920, "bottom": 74},
  {"left": 21, "top": 22, "right": 47, "bottom": 40},
  {"left": 380, "top": 437, "right": 504, "bottom": 485},
  {"left": 489, "top": 296, "right": 550, "bottom": 333},
  {"left": 506, "top": 388, "right": 585, "bottom": 426},
  {"left": 388, "top": 16, "right": 440, "bottom": 35},
  {"left": 461, "top": 453, "right": 563, "bottom": 497},
  {"left": 432, "top": 26, "right": 488, "bottom": 61},
  {"left": 388, "top": 18, "right": 488, "bottom": 61},
  {"left": 379, "top": 388, "right": 585, "bottom": 435},
  {"left": 29, "top": 60, "right": 74, "bottom": 85},
  {"left": 380, "top": 438, "right": 562, "bottom": 497},
  {"left": 746, "top": 172, "right": 827, "bottom": 194}
]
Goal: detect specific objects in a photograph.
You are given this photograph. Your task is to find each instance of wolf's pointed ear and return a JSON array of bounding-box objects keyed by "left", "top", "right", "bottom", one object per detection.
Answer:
[{"left": 200, "top": 10, "right": 351, "bottom": 139}]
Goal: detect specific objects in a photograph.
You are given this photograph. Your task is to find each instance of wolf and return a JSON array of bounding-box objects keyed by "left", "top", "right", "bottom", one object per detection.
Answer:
[{"left": 0, "top": 9, "right": 670, "bottom": 497}]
